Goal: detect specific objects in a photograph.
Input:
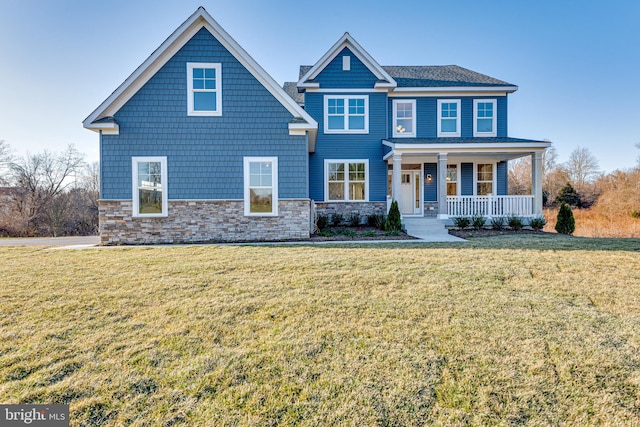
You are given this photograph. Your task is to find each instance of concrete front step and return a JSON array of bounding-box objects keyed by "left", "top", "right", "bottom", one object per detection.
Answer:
[{"left": 402, "top": 217, "right": 466, "bottom": 242}]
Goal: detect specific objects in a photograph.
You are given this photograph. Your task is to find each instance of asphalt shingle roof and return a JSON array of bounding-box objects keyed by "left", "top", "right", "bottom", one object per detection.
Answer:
[
  {"left": 283, "top": 82, "right": 304, "bottom": 104},
  {"left": 298, "top": 65, "right": 514, "bottom": 88}
]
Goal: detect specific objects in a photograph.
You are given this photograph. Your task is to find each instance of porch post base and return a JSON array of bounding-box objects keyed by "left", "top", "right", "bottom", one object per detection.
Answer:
[{"left": 437, "top": 214, "right": 449, "bottom": 220}]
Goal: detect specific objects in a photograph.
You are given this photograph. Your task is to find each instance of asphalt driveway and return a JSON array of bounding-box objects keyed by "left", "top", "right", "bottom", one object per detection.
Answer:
[{"left": 0, "top": 236, "right": 100, "bottom": 247}]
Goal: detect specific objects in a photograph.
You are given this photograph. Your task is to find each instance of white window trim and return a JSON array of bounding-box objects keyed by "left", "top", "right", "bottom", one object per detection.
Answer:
[
  {"left": 437, "top": 99, "right": 461, "bottom": 137},
  {"left": 446, "top": 163, "right": 460, "bottom": 196},
  {"left": 187, "top": 62, "right": 222, "bottom": 117},
  {"left": 132, "top": 156, "right": 168, "bottom": 218},
  {"left": 324, "top": 95, "right": 369, "bottom": 134},
  {"left": 324, "top": 159, "right": 369, "bottom": 202},
  {"left": 474, "top": 162, "right": 496, "bottom": 196},
  {"left": 392, "top": 99, "right": 417, "bottom": 138},
  {"left": 473, "top": 99, "right": 497, "bottom": 137},
  {"left": 244, "top": 157, "right": 278, "bottom": 216}
]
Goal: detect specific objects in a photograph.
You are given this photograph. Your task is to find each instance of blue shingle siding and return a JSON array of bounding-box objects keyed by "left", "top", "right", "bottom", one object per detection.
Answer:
[
  {"left": 101, "top": 27, "right": 307, "bottom": 200},
  {"left": 307, "top": 90, "right": 387, "bottom": 202},
  {"left": 497, "top": 161, "right": 508, "bottom": 195},
  {"left": 423, "top": 163, "right": 437, "bottom": 202},
  {"left": 389, "top": 96, "right": 507, "bottom": 138},
  {"left": 461, "top": 163, "right": 474, "bottom": 196},
  {"left": 314, "top": 48, "right": 379, "bottom": 89}
]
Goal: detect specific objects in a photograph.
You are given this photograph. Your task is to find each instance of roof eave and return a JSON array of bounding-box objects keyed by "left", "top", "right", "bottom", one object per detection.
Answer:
[{"left": 391, "top": 85, "right": 518, "bottom": 93}]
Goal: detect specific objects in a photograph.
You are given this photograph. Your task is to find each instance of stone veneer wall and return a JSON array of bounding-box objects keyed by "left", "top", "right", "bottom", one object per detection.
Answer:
[
  {"left": 99, "top": 200, "right": 311, "bottom": 245},
  {"left": 423, "top": 202, "right": 438, "bottom": 217},
  {"left": 314, "top": 202, "right": 387, "bottom": 224}
]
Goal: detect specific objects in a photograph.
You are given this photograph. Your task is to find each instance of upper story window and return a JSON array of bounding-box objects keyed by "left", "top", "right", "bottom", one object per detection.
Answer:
[
  {"left": 324, "top": 95, "right": 369, "bottom": 134},
  {"left": 473, "top": 99, "right": 497, "bottom": 137},
  {"left": 132, "top": 156, "right": 168, "bottom": 217},
  {"left": 187, "top": 62, "right": 222, "bottom": 116},
  {"left": 392, "top": 99, "right": 416, "bottom": 137},
  {"left": 244, "top": 157, "right": 278, "bottom": 216},
  {"left": 438, "top": 99, "right": 461, "bottom": 137}
]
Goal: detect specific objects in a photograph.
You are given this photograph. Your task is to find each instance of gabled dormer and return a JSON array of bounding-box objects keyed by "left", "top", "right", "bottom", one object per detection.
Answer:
[{"left": 297, "top": 33, "right": 396, "bottom": 90}]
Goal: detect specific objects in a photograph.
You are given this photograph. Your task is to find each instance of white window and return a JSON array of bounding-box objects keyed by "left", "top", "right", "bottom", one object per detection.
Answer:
[
  {"left": 438, "top": 99, "right": 461, "bottom": 137},
  {"left": 187, "top": 62, "right": 222, "bottom": 116},
  {"left": 393, "top": 99, "right": 416, "bottom": 137},
  {"left": 446, "top": 164, "right": 458, "bottom": 196},
  {"left": 325, "top": 160, "right": 369, "bottom": 202},
  {"left": 476, "top": 163, "right": 494, "bottom": 195},
  {"left": 244, "top": 157, "right": 278, "bottom": 216},
  {"left": 132, "top": 157, "right": 168, "bottom": 217},
  {"left": 473, "top": 99, "right": 497, "bottom": 137},
  {"left": 324, "top": 96, "right": 369, "bottom": 134}
]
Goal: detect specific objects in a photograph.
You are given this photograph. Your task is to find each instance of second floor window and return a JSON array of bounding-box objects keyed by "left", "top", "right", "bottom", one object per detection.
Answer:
[
  {"left": 474, "top": 99, "right": 497, "bottom": 137},
  {"left": 324, "top": 96, "right": 369, "bottom": 134},
  {"left": 187, "top": 63, "right": 222, "bottom": 116},
  {"left": 438, "top": 99, "right": 461, "bottom": 137},
  {"left": 393, "top": 99, "right": 416, "bottom": 137}
]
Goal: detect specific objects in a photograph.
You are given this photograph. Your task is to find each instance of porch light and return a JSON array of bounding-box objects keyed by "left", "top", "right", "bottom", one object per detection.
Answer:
[{"left": 426, "top": 174, "right": 432, "bottom": 182}]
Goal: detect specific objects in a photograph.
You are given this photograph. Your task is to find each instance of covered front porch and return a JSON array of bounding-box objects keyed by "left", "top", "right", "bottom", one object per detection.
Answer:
[{"left": 383, "top": 138, "right": 551, "bottom": 219}]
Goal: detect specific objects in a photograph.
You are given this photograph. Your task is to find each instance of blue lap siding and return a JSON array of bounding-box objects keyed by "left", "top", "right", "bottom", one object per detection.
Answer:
[
  {"left": 100, "top": 28, "right": 308, "bottom": 201},
  {"left": 389, "top": 96, "right": 507, "bottom": 138}
]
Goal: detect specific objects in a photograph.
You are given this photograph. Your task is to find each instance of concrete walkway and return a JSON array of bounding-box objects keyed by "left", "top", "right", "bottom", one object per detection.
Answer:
[
  {"left": 403, "top": 217, "right": 467, "bottom": 242},
  {"left": 0, "top": 235, "right": 100, "bottom": 248},
  {"left": 0, "top": 229, "right": 464, "bottom": 249}
]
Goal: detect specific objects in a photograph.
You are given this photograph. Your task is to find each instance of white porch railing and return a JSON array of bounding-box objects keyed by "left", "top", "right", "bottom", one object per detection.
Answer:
[{"left": 447, "top": 195, "right": 534, "bottom": 217}]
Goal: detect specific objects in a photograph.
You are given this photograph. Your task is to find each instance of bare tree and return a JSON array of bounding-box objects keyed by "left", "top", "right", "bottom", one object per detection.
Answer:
[
  {"left": 9, "top": 144, "right": 86, "bottom": 235},
  {"left": 0, "top": 140, "right": 12, "bottom": 185},
  {"left": 564, "top": 146, "right": 600, "bottom": 193},
  {"left": 636, "top": 142, "right": 640, "bottom": 168},
  {"left": 508, "top": 157, "right": 531, "bottom": 195}
]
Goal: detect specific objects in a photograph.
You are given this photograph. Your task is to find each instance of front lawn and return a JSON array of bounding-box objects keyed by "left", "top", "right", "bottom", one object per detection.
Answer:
[{"left": 1, "top": 236, "right": 639, "bottom": 425}]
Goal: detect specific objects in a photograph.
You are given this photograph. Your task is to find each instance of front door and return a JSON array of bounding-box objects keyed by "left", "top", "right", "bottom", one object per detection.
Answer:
[{"left": 400, "top": 171, "right": 422, "bottom": 215}]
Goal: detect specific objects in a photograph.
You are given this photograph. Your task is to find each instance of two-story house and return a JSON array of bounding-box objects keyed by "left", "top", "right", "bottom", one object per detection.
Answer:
[
  {"left": 287, "top": 32, "right": 549, "bottom": 223},
  {"left": 84, "top": 7, "right": 549, "bottom": 244}
]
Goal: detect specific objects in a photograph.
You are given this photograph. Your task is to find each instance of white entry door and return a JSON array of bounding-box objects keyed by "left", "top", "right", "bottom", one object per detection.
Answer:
[{"left": 400, "top": 171, "right": 422, "bottom": 215}]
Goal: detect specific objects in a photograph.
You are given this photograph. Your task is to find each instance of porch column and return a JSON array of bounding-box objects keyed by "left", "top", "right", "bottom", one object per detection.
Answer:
[
  {"left": 531, "top": 151, "right": 543, "bottom": 215},
  {"left": 437, "top": 153, "right": 448, "bottom": 218},
  {"left": 392, "top": 154, "right": 402, "bottom": 206}
]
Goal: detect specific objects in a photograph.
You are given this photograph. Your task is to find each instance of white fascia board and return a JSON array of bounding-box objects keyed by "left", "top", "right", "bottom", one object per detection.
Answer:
[
  {"left": 383, "top": 141, "right": 551, "bottom": 152},
  {"left": 84, "top": 7, "right": 317, "bottom": 131},
  {"left": 85, "top": 122, "right": 119, "bottom": 135},
  {"left": 297, "top": 33, "right": 397, "bottom": 88},
  {"left": 391, "top": 85, "right": 518, "bottom": 95}
]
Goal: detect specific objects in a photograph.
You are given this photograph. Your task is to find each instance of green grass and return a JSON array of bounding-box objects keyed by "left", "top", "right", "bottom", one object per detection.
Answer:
[{"left": 1, "top": 235, "right": 640, "bottom": 426}]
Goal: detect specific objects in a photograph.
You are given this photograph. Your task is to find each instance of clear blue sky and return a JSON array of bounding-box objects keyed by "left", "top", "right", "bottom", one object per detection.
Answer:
[{"left": 1, "top": 0, "right": 638, "bottom": 173}]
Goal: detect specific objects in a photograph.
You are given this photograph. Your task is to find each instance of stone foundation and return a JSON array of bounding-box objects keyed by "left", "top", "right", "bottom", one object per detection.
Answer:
[
  {"left": 423, "top": 202, "right": 438, "bottom": 217},
  {"left": 314, "top": 202, "right": 387, "bottom": 224},
  {"left": 99, "top": 199, "right": 311, "bottom": 245}
]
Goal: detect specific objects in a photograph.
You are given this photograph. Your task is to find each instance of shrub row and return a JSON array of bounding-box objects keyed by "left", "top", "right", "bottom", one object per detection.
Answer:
[
  {"left": 315, "top": 202, "right": 403, "bottom": 233},
  {"left": 452, "top": 215, "right": 546, "bottom": 231}
]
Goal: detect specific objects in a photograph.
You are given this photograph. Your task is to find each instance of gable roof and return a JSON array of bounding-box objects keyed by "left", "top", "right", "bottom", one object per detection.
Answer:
[
  {"left": 297, "top": 64, "right": 517, "bottom": 92},
  {"left": 83, "top": 7, "right": 317, "bottom": 135},
  {"left": 297, "top": 33, "right": 397, "bottom": 89}
]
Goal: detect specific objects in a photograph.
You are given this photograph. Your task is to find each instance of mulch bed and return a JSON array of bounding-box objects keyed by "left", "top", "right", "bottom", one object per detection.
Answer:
[{"left": 309, "top": 226, "right": 416, "bottom": 241}]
